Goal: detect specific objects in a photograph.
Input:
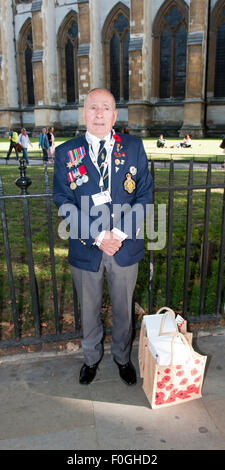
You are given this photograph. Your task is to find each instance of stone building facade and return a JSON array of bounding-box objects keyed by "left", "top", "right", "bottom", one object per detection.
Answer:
[{"left": 0, "top": 0, "right": 225, "bottom": 137}]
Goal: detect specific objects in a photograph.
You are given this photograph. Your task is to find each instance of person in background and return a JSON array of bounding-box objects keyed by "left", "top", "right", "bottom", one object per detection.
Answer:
[
  {"left": 18, "top": 128, "right": 33, "bottom": 165},
  {"left": 220, "top": 134, "right": 225, "bottom": 169},
  {"left": 5, "top": 128, "right": 19, "bottom": 161},
  {"left": 180, "top": 134, "right": 192, "bottom": 148},
  {"left": 47, "top": 126, "right": 55, "bottom": 164},
  {"left": 39, "top": 127, "right": 49, "bottom": 163},
  {"left": 157, "top": 134, "right": 166, "bottom": 148}
]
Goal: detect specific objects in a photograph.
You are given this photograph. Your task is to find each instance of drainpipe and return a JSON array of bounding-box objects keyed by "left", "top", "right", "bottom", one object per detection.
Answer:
[{"left": 204, "top": 0, "right": 211, "bottom": 136}]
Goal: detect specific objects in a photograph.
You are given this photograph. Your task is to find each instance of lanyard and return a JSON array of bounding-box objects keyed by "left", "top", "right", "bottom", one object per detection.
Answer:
[{"left": 85, "top": 131, "right": 115, "bottom": 193}]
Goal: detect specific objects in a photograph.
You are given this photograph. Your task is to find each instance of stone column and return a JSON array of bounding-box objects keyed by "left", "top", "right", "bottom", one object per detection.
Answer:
[
  {"left": 31, "top": 0, "right": 45, "bottom": 128},
  {"left": 41, "top": 0, "right": 59, "bottom": 128},
  {"left": 89, "top": 0, "right": 102, "bottom": 89},
  {"left": 0, "top": 0, "right": 20, "bottom": 130},
  {"left": 77, "top": 0, "right": 91, "bottom": 131},
  {"left": 128, "top": 0, "right": 151, "bottom": 136},
  {"left": 180, "top": 0, "right": 209, "bottom": 138}
]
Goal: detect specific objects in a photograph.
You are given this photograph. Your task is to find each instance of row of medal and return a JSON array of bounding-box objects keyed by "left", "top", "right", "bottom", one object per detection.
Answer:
[
  {"left": 66, "top": 146, "right": 89, "bottom": 190},
  {"left": 69, "top": 173, "right": 89, "bottom": 190}
]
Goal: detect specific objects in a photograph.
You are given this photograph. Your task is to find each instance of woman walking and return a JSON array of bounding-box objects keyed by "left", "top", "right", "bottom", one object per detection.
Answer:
[
  {"left": 47, "top": 126, "right": 55, "bottom": 164},
  {"left": 18, "top": 128, "right": 33, "bottom": 165}
]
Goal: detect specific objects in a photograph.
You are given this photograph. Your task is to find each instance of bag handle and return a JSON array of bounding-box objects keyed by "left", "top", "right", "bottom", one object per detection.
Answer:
[
  {"left": 170, "top": 332, "right": 191, "bottom": 365},
  {"left": 156, "top": 307, "right": 178, "bottom": 336},
  {"left": 155, "top": 306, "right": 176, "bottom": 318}
]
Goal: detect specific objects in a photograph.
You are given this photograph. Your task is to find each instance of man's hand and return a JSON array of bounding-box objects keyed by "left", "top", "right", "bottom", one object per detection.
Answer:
[{"left": 96, "top": 231, "right": 122, "bottom": 256}]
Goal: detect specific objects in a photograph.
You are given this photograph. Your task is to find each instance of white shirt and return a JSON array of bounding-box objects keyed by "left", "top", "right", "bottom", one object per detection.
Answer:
[
  {"left": 18, "top": 133, "right": 31, "bottom": 148},
  {"left": 86, "top": 130, "right": 112, "bottom": 160}
]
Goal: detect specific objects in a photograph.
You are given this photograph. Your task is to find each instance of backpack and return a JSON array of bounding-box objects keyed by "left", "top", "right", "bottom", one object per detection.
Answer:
[{"left": 12, "top": 131, "right": 18, "bottom": 143}]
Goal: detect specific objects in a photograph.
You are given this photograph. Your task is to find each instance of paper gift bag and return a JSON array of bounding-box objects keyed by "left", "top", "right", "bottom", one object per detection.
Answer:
[
  {"left": 143, "top": 307, "right": 193, "bottom": 345},
  {"left": 139, "top": 307, "right": 192, "bottom": 375},
  {"left": 139, "top": 324, "right": 207, "bottom": 409},
  {"left": 143, "top": 307, "right": 177, "bottom": 338}
]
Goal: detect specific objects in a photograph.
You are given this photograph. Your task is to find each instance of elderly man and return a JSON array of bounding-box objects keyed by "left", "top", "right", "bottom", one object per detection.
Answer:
[{"left": 53, "top": 88, "right": 153, "bottom": 385}]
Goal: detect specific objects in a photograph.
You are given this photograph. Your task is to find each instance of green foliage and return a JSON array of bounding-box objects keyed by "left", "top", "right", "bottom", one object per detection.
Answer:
[{"left": 0, "top": 166, "right": 225, "bottom": 340}]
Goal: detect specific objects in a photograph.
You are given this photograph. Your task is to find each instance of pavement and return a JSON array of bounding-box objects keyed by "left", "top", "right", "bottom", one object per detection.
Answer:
[{"left": 0, "top": 328, "right": 225, "bottom": 451}]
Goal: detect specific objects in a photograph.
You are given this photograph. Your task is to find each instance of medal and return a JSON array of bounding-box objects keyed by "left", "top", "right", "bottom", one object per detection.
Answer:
[
  {"left": 130, "top": 166, "right": 137, "bottom": 175},
  {"left": 70, "top": 182, "right": 77, "bottom": 190},
  {"left": 76, "top": 178, "right": 83, "bottom": 186},
  {"left": 82, "top": 174, "right": 89, "bottom": 183},
  {"left": 123, "top": 173, "right": 136, "bottom": 194},
  {"left": 115, "top": 159, "right": 120, "bottom": 165},
  {"left": 67, "top": 146, "right": 86, "bottom": 167}
]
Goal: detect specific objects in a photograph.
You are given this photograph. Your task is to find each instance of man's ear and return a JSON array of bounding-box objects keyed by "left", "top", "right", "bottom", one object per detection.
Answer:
[
  {"left": 82, "top": 107, "right": 86, "bottom": 126},
  {"left": 113, "top": 110, "right": 118, "bottom": 126}
]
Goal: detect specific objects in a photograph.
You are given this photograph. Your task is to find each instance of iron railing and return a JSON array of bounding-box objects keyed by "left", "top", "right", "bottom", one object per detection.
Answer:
[{"left": 0, "top": 159, "right": 225, "bottom": 350}]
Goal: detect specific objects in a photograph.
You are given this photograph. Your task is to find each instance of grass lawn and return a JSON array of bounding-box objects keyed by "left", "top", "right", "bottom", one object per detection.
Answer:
[
  {"left": 0, "top": 160, "right": 225, "bottom": 341},
  {"left": 0, "top": 137, "right": 225, "bottom": 162}
]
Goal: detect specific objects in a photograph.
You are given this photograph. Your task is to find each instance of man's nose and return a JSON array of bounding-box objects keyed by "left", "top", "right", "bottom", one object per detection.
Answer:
[{"left": 96, "top": 107, "right": 103, "bottom": 117}]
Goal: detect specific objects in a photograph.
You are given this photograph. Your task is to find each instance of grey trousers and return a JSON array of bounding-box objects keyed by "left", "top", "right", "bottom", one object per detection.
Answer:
[{"left": 71, "top": 253, "right": 138, "bottom": 366}]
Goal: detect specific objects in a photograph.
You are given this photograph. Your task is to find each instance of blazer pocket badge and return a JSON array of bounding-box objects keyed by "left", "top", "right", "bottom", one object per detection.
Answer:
[{"left": 123, "top": 172, "right": 136, "bottom": 194}]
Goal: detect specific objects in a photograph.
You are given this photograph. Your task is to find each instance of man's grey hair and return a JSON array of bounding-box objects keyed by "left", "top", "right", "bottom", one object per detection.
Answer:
[{"left": 84, "top": 88, "right": 116, "bottom": 110}]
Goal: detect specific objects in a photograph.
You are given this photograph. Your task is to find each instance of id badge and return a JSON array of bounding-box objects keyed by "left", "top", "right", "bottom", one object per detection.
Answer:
[{"left": 92, "top": 190, "right": 112, "bottom": 207}]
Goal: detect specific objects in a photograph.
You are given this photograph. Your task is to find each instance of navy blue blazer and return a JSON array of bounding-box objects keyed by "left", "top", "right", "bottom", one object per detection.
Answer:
[{"left": 53, "top": 132, "right": 153, "bottom": 271}]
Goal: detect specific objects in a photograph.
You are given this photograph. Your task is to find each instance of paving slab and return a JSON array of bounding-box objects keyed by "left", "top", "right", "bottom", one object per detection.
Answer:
[{"left": 0, "top": 332, "right": 224, "bottom": 450}]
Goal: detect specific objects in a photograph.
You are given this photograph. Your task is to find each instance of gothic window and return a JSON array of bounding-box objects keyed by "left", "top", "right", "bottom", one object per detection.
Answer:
[
  {"left": 17, "top": 21, "right": 35, "bottom": 106},
  {"left": 24, "top": 28, "right": 35, "bottom": 105},
  {"left": 103, "top": 4, "right": 130, "bottom": 102},
  {"left": 153, "top": 1, "right": 188, "bottom": 100},
  {"left": 65, "top": 21, "right": 78, "bottom": 103},
  {"left": 57, "top": 13, "right": 78, "bottom": 104},
  {"left": 159, "top": 6, "right": 187, "bottom": 98},
  {"left": 214, "top": 9, "right": 225, "bottom": 97}
]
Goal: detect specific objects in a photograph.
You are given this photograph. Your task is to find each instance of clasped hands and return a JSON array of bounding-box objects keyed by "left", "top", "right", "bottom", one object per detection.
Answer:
[{"left": 95, "top": 231, "right": 123, "bottom": 256}]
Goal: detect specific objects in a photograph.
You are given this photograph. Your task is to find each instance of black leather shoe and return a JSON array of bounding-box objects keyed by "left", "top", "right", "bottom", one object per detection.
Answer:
[
  {"left": 114, "top": 359, "right": 137, "bottom": 385},
  {"left": 79, "top": 362, "right": 99, "bottom": 385}
]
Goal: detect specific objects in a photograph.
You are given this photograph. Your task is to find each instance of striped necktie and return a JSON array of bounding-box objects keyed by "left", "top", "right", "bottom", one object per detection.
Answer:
[{"left": 97, "top": 140, "right": 108, "bottom": 190}]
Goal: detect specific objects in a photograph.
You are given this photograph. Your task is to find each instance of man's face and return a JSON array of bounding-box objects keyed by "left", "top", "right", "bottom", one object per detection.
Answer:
[{"left": 82, "top": 90, "right": 118, "bottom": 139}]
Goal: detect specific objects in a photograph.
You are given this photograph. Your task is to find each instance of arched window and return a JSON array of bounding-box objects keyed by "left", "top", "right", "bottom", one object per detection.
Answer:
[
  {"left": 153, "top": 1, "right": 188, "bottom": 100},
  {"left": 25, "top": 28, "right": 35, "bottom": 105},
  {"left": 17, "top": 21, "right": 35, "bottom": 106},
  {"left": 214, "top": 9, "right": 225, "bottom": 97},
  {"left": 103, "top": 3, "right": 130, "bottom": 102},
  {"left": 57, "top": 12, "right": 78, "bottom": 104}
]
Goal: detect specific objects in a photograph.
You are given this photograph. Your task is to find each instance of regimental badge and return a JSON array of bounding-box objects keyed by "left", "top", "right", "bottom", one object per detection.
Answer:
[{"left": 123, "top": 173, "right": 136, "bottom": 194}]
